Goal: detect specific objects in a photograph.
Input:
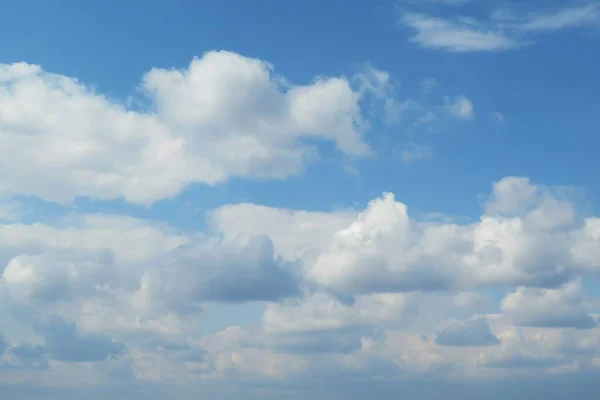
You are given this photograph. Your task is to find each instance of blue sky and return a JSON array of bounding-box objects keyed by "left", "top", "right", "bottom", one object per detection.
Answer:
[{"left": 0, "top": 0, "right": 600, "bottom": 398}]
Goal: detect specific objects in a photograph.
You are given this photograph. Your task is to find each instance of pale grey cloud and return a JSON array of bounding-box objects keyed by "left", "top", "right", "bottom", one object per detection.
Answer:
[
  {"left": 400, "top": 143, "right": 435, "bottom": 164},
  {"left": 35, "top": 317, "right": 125, "bottom": 362},
  {"left": 501, "top": 281, "right": 597, "bottom": 329},
  {"left": 435, "top": 318, "right": 500, "bottom": 347}
]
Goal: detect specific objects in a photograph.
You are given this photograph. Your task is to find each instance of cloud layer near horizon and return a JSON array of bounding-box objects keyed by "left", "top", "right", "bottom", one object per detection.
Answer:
[{"left": 1, "top": 173, "right": 599, "bottom": 386}]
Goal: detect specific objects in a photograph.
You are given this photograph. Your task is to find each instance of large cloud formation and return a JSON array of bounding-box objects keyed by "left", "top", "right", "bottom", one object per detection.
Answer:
[
  {"left": 1, "top": 174, "right": 599, "bottom": 387},
  {"left": 0, "top": 50, "right": 599, "bottom": 393},
  {"left": 304, "top": 177, "right": 599, "bottom": 296},
  {"left": 0, "top": 51, "right": 372, "bottom": 205}
]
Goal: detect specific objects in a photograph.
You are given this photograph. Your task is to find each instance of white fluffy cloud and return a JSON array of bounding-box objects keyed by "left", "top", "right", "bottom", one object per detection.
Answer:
[
  {"left": 478, "top": 322, "right": 600, "bottom": 370},
  {"left": 1, "top": 52, "right": 474, "bottom": 201},
  {"left": 303, "top": 177, "right": 599, "bottom": 296},
  {"left": 305, "top": 192, "right": 470, "bottom": 294},
  {"left": 0, "top": 51, "right": 375, "bottom": 205},
  {"left": 209, "top": 177, "right": 600, "bottom": 310},
  {"left": 0, "top": 212, "right": 301, "bottom": 351},
  {"left": 1, "top": 175, "right": 600, "bottom": 385},
  {"left": 208, "top": 203, "right": 355, "bottom": 260},
  {"left": 501, "top": 281, "right": 597, "bottom": 329}
]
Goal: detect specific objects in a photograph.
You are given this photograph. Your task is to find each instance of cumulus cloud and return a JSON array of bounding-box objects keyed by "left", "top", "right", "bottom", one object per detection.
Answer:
[
  {"left": 246, "top": 291, "right": 417, "bottom": 355},
  {"left": 435, "top": 318, "right": 500, "bottom": 347},
  {"left": 305, "top": 192, "right": 469, "bottom": 294},
  {"left": 0, "top": 51, "right": 380, "bottom": 205},
  {"left": 276, "top": 177, "right": 599, "bottom": 296},
  {"left": 1, "top": 250, "right": 117, "bottom": 305},
  {"left": 1, "top": 175, "right": 600, "bottom": 386},
  {"left": 263, "top": 291, "right": 416, "bottom": 332},
  {"left": 2, "top": 317, "right": 128, "bottom": 367},
  {"left": 501, "top": 281, "right": 597, "bottom": 329},
  {"left": 136, "top": 234, "right": 300, "bottom": 313},
  {"left": 0, "top": 213, "right": 189, "bottom": 267},
  {"left": 476, "top": 325, "right": 600, "bottom": 370},
  {"left": 0, "top": 213, "right": 303, "bottom": 355},
  {"left": 34, "top": 317, "right": 125, "bottom": 362},
  {"left": 208, "top": 203, "right": 356, "bottom": 260}
]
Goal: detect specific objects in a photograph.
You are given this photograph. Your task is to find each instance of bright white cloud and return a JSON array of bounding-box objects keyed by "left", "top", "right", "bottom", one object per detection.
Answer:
[
  {"left": 0, "top": 212, "right": 301, "bottom": 352},
  {"left": 305, "top": 192, "right": 470, "bottom": 294},
  {"left": 263, "top": 292, "right": 416, "bottom": 335},
  {"left": 478, "top": 322, "right": 600, "bottom": 370},
  {"left": 1, "top": 175, "right": 600, "bottom": 386},
  {"left": 298, "top": 177, "right": 599, "bottom": 295},
  {"left": 0, "top": 51, "right": 378, "bottom": 205},
  {"left": 208, "top": 203, "right": 356, "bottom": 260}
]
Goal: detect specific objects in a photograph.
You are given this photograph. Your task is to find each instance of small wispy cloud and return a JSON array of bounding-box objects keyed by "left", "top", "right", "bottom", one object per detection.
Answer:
[
  {"left": 414, "top": 110, "right": 437, "bottom": 126},
  {"left": 354, "top": 65, "right": 424, "bottom": 126},
  {"left": 491, "top": 111, "right": 505, "bottom": 125},
  {"left": 490, "top": 9, "right": 517, "bottom": 22},
  {"left": 522, "top": 3, "right": 600, "bottom": 31},
  {"left": 445, "top": 95, "right": 474, "bottom": 119},
  {"left": 421, "top": 77, "right": 438, "bottom": 94},
  {"left": 399, "top": 2, "right": 600, "bottom": 52},
  {"left": 400, "top": 143, "right": 434, "bottom": 164},
  {"left": 400, "top": 13, "right": 519, "bottom": 52},
  {"left": 384, "top": 98, "right": 423, "bottom": 125}
]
